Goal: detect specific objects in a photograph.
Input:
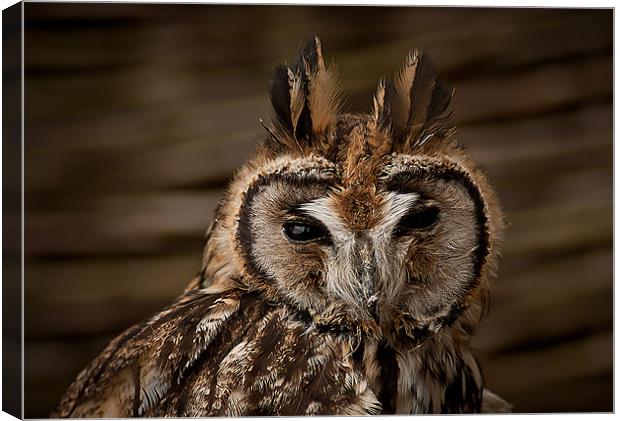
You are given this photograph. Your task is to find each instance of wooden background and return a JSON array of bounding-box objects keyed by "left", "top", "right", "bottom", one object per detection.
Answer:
[{"left": 22, "top": 4, "right": 613, "bottom": 417}]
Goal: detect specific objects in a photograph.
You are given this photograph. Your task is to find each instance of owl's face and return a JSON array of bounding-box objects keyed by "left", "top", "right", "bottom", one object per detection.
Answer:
[
  {"left": 205, "top": 39, "right": 502, "bottom": 346},
  {"left": 235, "top": 150, "right": 488, "bottom": 343}
]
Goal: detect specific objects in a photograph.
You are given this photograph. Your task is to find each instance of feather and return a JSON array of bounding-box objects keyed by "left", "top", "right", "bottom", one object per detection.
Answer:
[
  {"left": 404, "top": 52, "right": 444, "bottom": 138},
  {"left": 371, "top": 79, "right": 387, "bottom": 127},
  {"left": 303, "top": 37, "right": 343, "bottom": 135},
  {"left": 390, "top": 49, "right": 419, "bottom": 135},
  {"left": 265, "top": 37, "right": 343, "bottom": 154},
  {"left": 288, "top": 67, "right": 306, "bottom": 137},
  {"left": 481, "top": 389, "right": 513, "bottom": 413},
  {"left": 268, "top": 64, "right": 293, "bottom": 132},
  {"left": 378, "top": 49, "right": 454, "bottom": 151}
]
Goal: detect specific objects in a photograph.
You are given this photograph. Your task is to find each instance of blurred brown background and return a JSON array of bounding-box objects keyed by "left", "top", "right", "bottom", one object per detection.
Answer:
[{"left": 23, "top": 4, "right": 612, "bottom": 417}]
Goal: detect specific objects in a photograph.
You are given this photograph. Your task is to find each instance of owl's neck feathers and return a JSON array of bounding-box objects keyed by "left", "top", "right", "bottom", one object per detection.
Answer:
[
  {"left": 353, "top": 321, "right": 484, "bottom": 413},
  {"left": 195, "top": 257, "right": 486, "bottom": 414}
]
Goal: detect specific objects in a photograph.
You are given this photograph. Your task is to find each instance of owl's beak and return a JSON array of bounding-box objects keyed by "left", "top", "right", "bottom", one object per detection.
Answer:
[
  {"left": 326, "top": 232, "right": 382, "bottom": 322},
  {"left": 355, "top": 235, "right": 381, "bottom": 321},
  {"left": 366, "top": 293, "right": 380, "bottom": 321}
]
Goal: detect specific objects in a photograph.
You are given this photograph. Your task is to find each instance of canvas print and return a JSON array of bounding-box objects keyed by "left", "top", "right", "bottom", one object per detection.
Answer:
[{"left": 2, "top": 2, "right": 613, "bottom": 417}]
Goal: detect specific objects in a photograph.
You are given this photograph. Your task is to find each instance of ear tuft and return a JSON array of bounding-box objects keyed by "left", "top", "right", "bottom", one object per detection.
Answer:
[
  {"left": 287, "top": 67, "right": 307, "bottom": 138},
  {"left": 266, "top": 37, "right": 343, "bottom": 154},
  {"left": 268, "top": 64, "right": 294, "bottom": 133},
  {"left": 298, "top": 37, "right": 343, "bottom": 135},
  {"left": 376, "top": 49, "right": 454, "bottom": 151},
  {"left": 299, "top": 36, "right": 326, "bottom": 74},
  {"left": 372, "top": 78, "right": 387, "bottom": 125}
]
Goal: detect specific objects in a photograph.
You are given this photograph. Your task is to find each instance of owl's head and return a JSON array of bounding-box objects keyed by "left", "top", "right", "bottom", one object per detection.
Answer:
[{"left": 201, "top": 38, "right": 504, "bottom": 347}]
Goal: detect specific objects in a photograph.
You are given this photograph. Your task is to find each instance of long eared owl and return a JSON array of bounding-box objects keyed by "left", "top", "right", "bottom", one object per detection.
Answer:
[{"left": 54, "top": 38, "right": 510, "bottom": 416}]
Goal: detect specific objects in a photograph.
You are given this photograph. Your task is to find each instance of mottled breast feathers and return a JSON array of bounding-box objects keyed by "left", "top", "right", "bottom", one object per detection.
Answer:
[{"left": 53, "top": 287, "right": 502, "bottom": 416}]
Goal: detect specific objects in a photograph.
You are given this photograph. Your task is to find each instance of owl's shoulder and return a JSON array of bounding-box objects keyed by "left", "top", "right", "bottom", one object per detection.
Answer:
[
  {"left": 54, "top": 288, "right": 378, "bottom": 417},
  {"left": 52, "top": 288, "right": 259, "bottom": 416}
]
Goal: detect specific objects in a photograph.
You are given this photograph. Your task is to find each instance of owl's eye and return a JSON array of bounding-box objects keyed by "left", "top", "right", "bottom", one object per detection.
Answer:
[
  {"left": 282, "top": 221, "right": 329, "bottom": 244},
  {"left": 395, "top": 206, "right": 440, "bottom": 235}
]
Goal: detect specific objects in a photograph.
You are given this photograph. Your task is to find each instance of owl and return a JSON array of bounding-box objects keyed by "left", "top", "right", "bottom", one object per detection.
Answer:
[{"left": 53, "top": 37, "right": 511, "bottom": 417}]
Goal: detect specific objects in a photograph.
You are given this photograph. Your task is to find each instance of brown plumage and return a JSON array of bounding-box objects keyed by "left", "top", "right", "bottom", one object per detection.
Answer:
[{"left": 53, "top": 37, "right": 511, "bottom": 417}]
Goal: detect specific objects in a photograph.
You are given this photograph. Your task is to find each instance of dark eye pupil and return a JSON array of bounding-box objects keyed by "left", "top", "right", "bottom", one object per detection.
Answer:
[
  {"left": 396, "top": 206, "right": 439, "bottom": 234},
  {"left": 283, "top": 222, "right": 326, "bottom": 243}
]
